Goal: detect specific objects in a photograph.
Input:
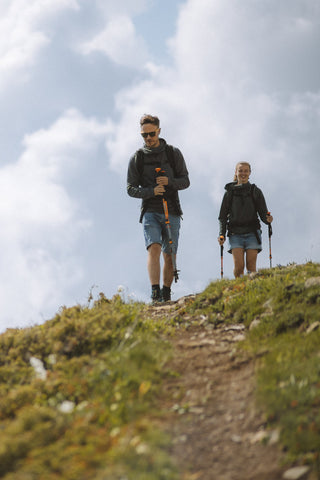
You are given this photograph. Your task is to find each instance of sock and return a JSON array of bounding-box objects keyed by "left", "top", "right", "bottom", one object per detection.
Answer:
[
  {"left": 162, "top": 285, "right": 171, "bottom": 301},
  {"left": 151, "top": 284, "right": 161, "bottom": 301}
]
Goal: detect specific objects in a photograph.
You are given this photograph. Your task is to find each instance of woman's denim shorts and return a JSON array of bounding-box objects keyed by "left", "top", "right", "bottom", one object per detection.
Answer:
[
  {"left": 228, "top": 230, "right": 262, "bottom": 254},
  {"left": 142, "top": 212, "right": 180, "bottom": 254}
]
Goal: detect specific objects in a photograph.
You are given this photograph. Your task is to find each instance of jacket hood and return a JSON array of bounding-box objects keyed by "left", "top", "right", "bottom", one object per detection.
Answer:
[{"left": 141, "top": 138, "right": 167, "bottom": 155}]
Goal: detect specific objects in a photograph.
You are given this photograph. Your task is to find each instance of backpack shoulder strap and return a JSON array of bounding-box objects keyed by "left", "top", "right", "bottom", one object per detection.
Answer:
[
  {"left": 227, "top": 189, "right": 234, "bottom": 214},
  {"left": 135, "top": 149, "right": 144, "bottom": 176},
  {"left": 250, "top": 183, "right": 257, "bottom": 211},
  {"left": 165, "top": 144, "right": 177, "bottom": 176}
]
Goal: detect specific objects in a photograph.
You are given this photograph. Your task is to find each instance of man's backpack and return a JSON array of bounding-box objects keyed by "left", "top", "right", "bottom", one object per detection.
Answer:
[{"left": 135, "top": 144, "right": 177, "bottom": 177}]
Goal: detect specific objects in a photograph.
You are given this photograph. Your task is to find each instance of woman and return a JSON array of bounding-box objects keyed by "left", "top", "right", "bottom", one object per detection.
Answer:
[{"left": 218, "top": 162, "right": 273, "bottom": 277}]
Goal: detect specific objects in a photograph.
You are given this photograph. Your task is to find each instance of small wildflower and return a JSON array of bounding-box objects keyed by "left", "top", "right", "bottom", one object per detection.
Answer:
[{"left": 30, "top": 357, "right": 47, "bottom": 380}]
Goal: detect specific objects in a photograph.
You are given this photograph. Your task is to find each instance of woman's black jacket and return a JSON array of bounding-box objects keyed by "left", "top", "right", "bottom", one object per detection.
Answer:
[{"left": 218, "top": 181, "right": 269, "bottom": 237}]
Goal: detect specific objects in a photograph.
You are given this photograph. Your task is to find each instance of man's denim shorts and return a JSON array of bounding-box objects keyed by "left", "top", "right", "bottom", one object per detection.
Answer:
[
  {"left": 228, "top": 230, "right": 262, "bottom": 254},
  {"left": 142, "top": 212, "right": 180, "bottom": 254}
]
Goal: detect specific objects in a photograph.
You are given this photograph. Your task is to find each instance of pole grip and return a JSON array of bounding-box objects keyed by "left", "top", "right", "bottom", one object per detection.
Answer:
[
  {"left": 267, "top": 212, "right": 273, "bottom": 268},
  {"left": 220, "top": 237, "right": 224, "bottom": 279},
  {"left": 267, "top": 212, "right": 273, "bottom": 236}
]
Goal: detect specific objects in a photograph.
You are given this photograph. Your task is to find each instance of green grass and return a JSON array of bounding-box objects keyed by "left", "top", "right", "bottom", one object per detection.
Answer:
[
  {"left": 189, "top": 262, "right": 320, "bottom": 473},
  {"left": 0, "top": 293, "right": 178, "bottom": 480},
  {"left": 1, "top": 263, "right": 320, "bottom": 478}
]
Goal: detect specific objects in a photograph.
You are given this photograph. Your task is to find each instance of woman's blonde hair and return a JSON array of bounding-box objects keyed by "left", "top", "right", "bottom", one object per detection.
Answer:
[{"left": 233, "top": 162, "right": 251, "bottom": 182}]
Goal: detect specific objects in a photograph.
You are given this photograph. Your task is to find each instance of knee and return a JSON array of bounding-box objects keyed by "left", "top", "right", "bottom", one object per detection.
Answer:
[
  {"left": 148, "top": 243, "right": 161, "bottom": 258},
  {"left": 163, "top": 256, "right": 173, "bottom": 271},
  {"left": 233, "top": 256, "right": 244, "bottom": 277},
  {"left": 233, "top": 259, "right": 244, "bottom": 277},
  {"left": 234, "top": 267, "right": 244, "bottom": 278},
  {"left": 246, "top": 263, "right": 256, "bottom": 273},
  {"left": 246, "top": 252, "right": 258, "bottom": 272},
  {"left": 163, "top": 252, "right": 173, "bottom": 263}
]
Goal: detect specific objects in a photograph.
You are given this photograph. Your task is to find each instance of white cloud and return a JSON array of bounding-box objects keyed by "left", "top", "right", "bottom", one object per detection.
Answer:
[
  {"left": 80, "top": 15, "right": 149, "bottom": 68},
  {"left": 0, "top": 109, "right": 110, "bottom": 330},
  {"left": 0, "top": 0, "right": 79, "bottom": 92},
  {"left": 105, "top": 0, "right": 320, "bottom": 271},
  {"left": 1, "top": 0, "right": 319, "bottom": 329},
  {"left": 94, "top": 0, "right": 149, "bottom": 18},
  {"left": 105, "top": 0, "right": 320, "bottom": 171}
]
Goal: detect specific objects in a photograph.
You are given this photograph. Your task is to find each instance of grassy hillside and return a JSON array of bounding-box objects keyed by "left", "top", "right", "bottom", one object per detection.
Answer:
[
  {"left": 189, "top": 262, "right": 320, "bottom": 475},
  {"left": 0, "top": 262, "right": 320, "bottom": 479},
  {"left": 0, "top": 294, "right": 177, "bottom": 480}
]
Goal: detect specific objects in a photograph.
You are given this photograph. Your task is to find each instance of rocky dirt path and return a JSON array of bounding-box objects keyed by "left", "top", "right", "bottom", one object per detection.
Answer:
[{"left": 146, "top": 297, "right": 297, "bottom": 480}]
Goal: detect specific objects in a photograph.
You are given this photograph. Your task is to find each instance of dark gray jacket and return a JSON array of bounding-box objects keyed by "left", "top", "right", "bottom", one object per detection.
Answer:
[
  {"left": 127, "top": 139, "right": 190, "bottom": 222},
  {"left": 219, "top": 181, "right": 269, "bottom": 237}
]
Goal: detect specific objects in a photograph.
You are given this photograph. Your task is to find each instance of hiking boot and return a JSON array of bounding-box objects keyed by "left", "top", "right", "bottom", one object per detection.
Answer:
[
  {"left": 151, "top": 287, "right": 162, "bottom": 305},
  {"left": 162, "top": 286, "right": 171, "bottom": 302}
]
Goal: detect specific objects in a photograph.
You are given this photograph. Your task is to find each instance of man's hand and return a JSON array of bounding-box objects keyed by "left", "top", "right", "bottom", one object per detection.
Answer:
[
  {"left": 154, "top": 175, "right": 168, "bottom": 195},
  {"left": 154, "top": 184, "right": 165, "bottom": 196},
  {"left": 266, "top": 213, "right": 273, "bottom": 223},
  {"left": 156, "top": 176, "right": 169, "bottom": 186}
]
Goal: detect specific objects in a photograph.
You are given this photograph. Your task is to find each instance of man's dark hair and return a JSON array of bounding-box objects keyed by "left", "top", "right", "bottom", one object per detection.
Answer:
[{"left": 139, "top": 114, "right": 160, "bottom": 128}]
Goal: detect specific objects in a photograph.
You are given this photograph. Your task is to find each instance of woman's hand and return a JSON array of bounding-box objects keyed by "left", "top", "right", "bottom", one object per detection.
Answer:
[
  {"left": 266, "top": 213, "right": 273, "bottom": 223},
  {"left": 218, "top": 235, "right": 225, "bottom": 245}
]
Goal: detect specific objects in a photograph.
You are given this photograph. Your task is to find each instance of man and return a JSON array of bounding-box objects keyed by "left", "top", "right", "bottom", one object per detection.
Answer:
[{"left": 127, "top": 114, "right": 190, "bottom": 303}]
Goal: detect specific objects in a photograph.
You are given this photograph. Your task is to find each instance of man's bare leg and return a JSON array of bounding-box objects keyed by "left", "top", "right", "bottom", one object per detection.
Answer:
[
  {"left": 163, "top": 252, "right": 174, "bottom": 287},
  {"left": 147, "top": 243, "right": 162, "bottom": 284}
]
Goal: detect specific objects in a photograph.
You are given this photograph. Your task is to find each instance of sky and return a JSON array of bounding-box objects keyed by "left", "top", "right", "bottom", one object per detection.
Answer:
[{"left": 0, "top": 0, "right": 319, "bottom": 331}]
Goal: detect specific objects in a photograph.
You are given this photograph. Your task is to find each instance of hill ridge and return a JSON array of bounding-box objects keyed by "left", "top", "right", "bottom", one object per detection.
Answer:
[{"left": 0, "top": 262, "right": 319, "bottom": 479}]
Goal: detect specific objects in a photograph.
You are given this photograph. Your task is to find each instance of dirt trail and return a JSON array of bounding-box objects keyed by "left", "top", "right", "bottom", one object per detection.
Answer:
[{"left": 148, "top": 298, "right": 289, "bottom": 480}]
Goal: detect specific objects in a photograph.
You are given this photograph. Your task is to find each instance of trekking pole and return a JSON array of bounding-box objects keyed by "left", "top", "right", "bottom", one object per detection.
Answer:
[
  {"left": 155, "top": 168, "right": 180, "bottom": 282},
  {"left": 219, "top": 236, "right": 224, "bottom": 279},
  {"left": 267, "top": 212, "right": 273, "bottom": 268}
]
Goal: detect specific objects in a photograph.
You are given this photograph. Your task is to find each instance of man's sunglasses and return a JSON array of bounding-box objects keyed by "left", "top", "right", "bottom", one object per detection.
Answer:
[{"left": 141, "top": 130, "right": 158, "bottom": 138}]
